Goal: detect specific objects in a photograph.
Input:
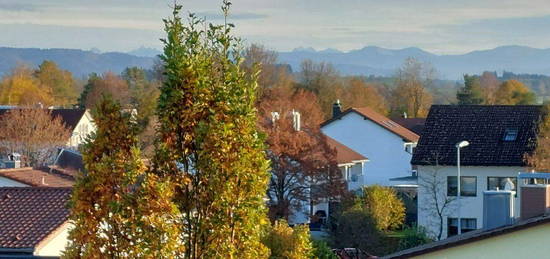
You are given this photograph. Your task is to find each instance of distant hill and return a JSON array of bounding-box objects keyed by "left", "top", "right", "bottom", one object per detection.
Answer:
[
  {"left": 127, "top": 47, "right": 162, "bottom": 57},
  {"left": 2, "top": 45, "right": 550, "bottom": 80},
  {"left": 0, "top": 47, "right": 155, "bottom": 78},
  {"left": 278, "top": 45, "right": 550, "bottom": 80}
]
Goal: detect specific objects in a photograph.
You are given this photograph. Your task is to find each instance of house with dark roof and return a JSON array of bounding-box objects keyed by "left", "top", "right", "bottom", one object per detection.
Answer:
[
  {"left": 413, "top": 105, "right": 543, "bottom": 240},
  {"left": 321, "top": 101, "right": 419, "bottom": 186},
  {"left": 0, "top": 187, "right": 71, "bottom": 257},
  {"left": 0, "top": 108, "right": 95, "bottom": 148}
]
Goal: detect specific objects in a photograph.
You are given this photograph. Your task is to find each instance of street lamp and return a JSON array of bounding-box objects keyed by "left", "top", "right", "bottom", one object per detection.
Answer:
[{"left": 456, "top": 140, "right": 469, "bottom": 235}]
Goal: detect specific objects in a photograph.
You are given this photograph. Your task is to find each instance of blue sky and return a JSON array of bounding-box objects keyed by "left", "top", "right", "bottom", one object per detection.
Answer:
[{"left": 1, "top": 0, "right": 550, "bottom": 54}]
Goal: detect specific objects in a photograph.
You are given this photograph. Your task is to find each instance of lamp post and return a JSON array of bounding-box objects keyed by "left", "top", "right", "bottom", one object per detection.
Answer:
[{"left": 456, "top": 140, "right": 470, "bottom": 235}]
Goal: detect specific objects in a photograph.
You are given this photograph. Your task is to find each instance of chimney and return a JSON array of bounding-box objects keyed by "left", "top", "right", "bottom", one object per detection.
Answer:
[
  {"left": 332, "top": 100, "right": 342, "bottom": 118},
  {"left": 270, "top": 112, "right": 280, "bottom": 126},
  {"left": 483, "top": 190, "right": 515, "bottom": 230},
  {"left": 520, "top": 185, "right": 550, "bottom": 220},
  {"left": 292, "top": 110, "right": 301, "bottom": 131}
]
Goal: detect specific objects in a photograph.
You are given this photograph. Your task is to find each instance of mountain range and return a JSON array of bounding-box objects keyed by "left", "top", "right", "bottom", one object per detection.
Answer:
[
  {"left": 1, "top": 45, "right": 550, "bottom": 79},
  {"left": 278, "top": 45, "right": 550, "bottom": 79}
]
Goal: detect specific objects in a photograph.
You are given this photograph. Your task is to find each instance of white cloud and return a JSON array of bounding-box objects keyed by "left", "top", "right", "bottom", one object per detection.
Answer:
[{"left": 0, "top": 0, "right": 550, "bottom": 53}]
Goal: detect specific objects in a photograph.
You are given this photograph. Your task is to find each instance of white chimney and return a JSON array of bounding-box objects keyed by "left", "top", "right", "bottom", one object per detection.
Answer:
[
  {"left": 292, "top": 110, "right": 301, "bottom": 131},
  {"left": 271, "top": 112, "right": 280, "bottom": 126}
]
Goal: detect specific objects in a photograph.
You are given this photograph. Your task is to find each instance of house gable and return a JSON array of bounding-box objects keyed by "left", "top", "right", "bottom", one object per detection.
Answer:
[{"left": 321, "top": 107, "right": 419, "bottom": 143}]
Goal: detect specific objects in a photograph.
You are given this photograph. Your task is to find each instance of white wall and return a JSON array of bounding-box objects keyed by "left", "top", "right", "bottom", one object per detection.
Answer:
[
  {"left": 342, "top": 162, "right": 367, "bottom": 191},
  {"left": 322, "top": 112, "right": 414, "bottom": 186},
  {"left": 35, "top": 223, "right": 70, "bottom": 256},
  {"left": 417, "top": 165, "right": 524, "bottom": 239},
  {"left": 411, "top": 222, "right": 550, "bottom": 259},
  {"left": 0, "top": 176, "right": 28, "bottom": 187},
  {"left": 68, "top": 110, "right": 96, "bottom": 147}
]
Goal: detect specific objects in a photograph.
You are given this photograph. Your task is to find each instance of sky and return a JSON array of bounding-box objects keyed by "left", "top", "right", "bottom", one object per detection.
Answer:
[{"left": 2, "top": 0, "right": 550, "bottom": 54}]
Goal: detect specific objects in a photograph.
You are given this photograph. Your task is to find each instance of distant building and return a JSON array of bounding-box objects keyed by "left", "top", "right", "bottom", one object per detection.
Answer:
[
  {"left": 413, "top": 105, "right": 542, "bottom": 239},
  {"left": 0, "top": 108, "right": 96, "bottom": 148},
  {"left": 0, "top": 187, "right": 72, "bottom": 257},
  {"left": 321, "top": 101, "right": 419, "bottom": 186}
]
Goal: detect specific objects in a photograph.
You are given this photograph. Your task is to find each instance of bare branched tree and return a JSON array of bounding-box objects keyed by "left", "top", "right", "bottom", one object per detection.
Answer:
[
  {"left": 418, "top": 153, "right": 455, "bottom": 240},
  {"left": 0, "top": 108, "right": 71, "bottom": 167}
]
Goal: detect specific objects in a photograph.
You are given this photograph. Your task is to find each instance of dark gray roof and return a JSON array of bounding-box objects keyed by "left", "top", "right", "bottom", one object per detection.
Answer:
[
  {"left": 0, "top": 108, "right": 86, "bottom": 131},
  {"left": 411, "top": 105, "right": 543, "bottom": 166},
  {"left": 384, "top": 214, "right": 550, "bottom": 258}
]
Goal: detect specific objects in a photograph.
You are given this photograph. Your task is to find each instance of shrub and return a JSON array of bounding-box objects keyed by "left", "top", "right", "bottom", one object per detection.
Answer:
[{"left": 263, "top": 220, "right": 313, "bottom": 259}]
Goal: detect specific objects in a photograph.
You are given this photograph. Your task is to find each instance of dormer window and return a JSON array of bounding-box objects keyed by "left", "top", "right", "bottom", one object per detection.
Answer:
[{"left": 503, "top": 129, "right": 518, "bottom": 141}]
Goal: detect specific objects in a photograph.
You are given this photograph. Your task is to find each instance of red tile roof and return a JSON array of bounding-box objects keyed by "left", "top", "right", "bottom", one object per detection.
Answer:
[
  {"left": 0, "top": 168, "right": 75, "bottom": 187},
  {"left": 325, "top": 136, "right": 368, "bottom": 165},
  {"left": 0, "top": 187, "right": 71, "bottom": 249},
  {"left": 321, "top": 107, "right": 420, "bottom": 142}
]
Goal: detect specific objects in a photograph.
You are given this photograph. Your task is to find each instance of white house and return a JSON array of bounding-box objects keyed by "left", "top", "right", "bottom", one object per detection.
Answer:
[
  {"left": 321, "top": 101, "right": 419, "bottom": 186},
  {"left": 50, "top": 109, "right": 96, "bottom": 148},
  {"left": 0, "top": 108, "right": 96, "bottom": 148},
  {"left": 290, "top": 136, "right": 370, "bottom": 226},
  {"left": 0, "top": 187, "right": 72, "bottom": 257},
  {"left": 413, "top": 105, "right": 542, "bottom": 240}
]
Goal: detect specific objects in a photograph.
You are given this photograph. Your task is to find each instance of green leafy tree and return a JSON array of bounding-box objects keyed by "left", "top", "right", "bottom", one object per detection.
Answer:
[
  {"left": 495, "top": 79, "right": 536, "bottom": 105},
  {"left": 64, "top": 96, "right": 180, "bottom": 257},
  {"left": 0, "top": 65, "right": 54, "bottom": 105},
  {"left": 262, "top": 220, "right": 313, "bottom": 259},
  {"left": 330, "top": 208, "right": 384, "bottom": 255},
  {"left": 153, "top": 2, "right": 270, "bottom": 258},
  {"left": 397, "top": 225, "right": 433, "bottom": 251},
  {"left": 312, "top": 240, "right": 337, "bottom": 259},
  {"left": 35, "top": 60, "right": 78, "bottom": 106},
  {"left": 457, "top": 74, "right": 484, "bottom": 105}
]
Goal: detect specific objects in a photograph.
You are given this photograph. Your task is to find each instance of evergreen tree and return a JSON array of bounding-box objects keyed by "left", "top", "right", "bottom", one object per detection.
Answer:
[
  {"left": 77, "top": 73, "right": 100, "bottom": 108},
  {"left": 457, "top": 74, "right": 485, "bottom": 105},
  {"left": 153, "top": 2, "right": 270, "bottom": 258}
]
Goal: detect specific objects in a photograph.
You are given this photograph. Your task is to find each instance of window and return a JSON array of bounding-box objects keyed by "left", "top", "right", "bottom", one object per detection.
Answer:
[
  {"left": 503, "top": 128, "right": 518, "bottom": 141},
  {"left": 447, "top": 176, "right": 477, "bottom": 197},
  {"left": 487, "top": 177, "right": 517, "bottom": 192},
  {"left": 447, "top": 218, "right": 477, "bottom": 237}
]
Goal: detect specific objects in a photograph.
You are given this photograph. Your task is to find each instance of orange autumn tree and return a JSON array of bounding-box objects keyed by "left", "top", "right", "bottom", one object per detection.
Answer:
[
  {"left": 64, "top": 97, "right": 181, "bottom": 258},
  {"left": 258, "top": 86, "right": 345, "bottom": 221}
]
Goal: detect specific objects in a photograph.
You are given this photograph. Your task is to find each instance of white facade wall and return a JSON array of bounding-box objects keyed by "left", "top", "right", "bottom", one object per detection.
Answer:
[
  {"left": 0, "top": 176, "right": 28, "bottom": 187},
  {"left": 35, "top": 224, "right": 70, "bottom": 256},
  {"left": 68, "top": 111, "right": 96, "bottom": 148},
  {"left": 417, "top": 165, "right": 524, "bottom": 239},
  {"left": 322, "top": 112, "right": 414, "bottom": 186}
]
